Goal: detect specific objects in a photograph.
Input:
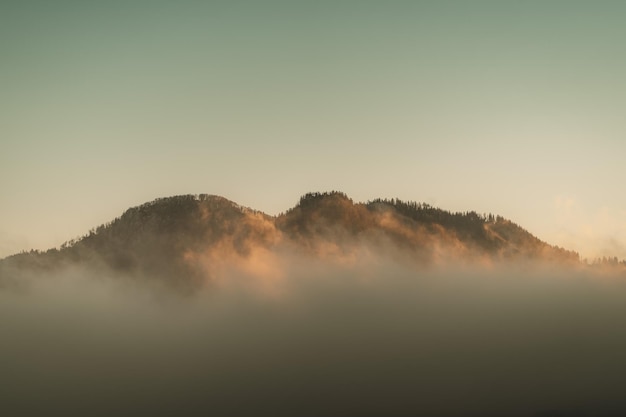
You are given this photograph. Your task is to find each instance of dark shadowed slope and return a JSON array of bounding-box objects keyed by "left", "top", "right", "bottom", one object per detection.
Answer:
[{"left": 0, "top": 192, "right": 586, "bottom": 289}]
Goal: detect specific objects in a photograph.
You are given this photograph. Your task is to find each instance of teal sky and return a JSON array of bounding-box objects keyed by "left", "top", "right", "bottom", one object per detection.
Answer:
[{"left": 1, "top": 1, "right": 625, "bottom": 260}]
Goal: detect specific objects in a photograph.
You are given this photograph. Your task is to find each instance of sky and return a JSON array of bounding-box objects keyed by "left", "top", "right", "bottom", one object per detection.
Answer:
[{"left": 1, "top": 0, "right": 625, "bottom": 261}]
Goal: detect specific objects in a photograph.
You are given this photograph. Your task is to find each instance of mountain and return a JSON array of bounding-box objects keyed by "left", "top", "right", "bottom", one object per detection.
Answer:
[{"left": 0, "top": 192, "right": 582, "bottom": 289}]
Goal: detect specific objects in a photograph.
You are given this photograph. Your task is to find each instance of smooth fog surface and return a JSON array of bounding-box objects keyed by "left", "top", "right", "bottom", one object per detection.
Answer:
[
  {"left": 3, "top": 258, "right": 626, "bottom": 417},
  {"left": 1, "top": 1, "right": 626, "bottom": 260}
]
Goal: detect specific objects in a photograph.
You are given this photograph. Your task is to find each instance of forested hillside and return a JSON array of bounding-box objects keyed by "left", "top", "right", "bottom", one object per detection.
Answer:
[{"left": 0, "top": 192, "right": 603, "bottom": 290}]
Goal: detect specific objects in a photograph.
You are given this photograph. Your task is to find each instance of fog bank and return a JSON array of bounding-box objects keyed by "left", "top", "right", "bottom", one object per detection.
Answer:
[{"left": 2, "top": 260, "right": 626, "bottom": 416}]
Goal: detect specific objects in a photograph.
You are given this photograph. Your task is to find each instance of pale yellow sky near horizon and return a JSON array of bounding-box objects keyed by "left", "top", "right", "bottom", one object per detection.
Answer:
[{"left": 1, "top": 1, "right": 625, "bottom": 260}]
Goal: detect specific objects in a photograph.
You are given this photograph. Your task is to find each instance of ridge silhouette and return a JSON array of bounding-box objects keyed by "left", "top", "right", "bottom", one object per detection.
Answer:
[{"left": 0, "top": 192, "right": 586, "bottom": 289}]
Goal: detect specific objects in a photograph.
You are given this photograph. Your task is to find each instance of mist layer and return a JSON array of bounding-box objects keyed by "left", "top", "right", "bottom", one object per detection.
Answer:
[{"left": 2, "top": 258, "right": 626, "bottom": 417}]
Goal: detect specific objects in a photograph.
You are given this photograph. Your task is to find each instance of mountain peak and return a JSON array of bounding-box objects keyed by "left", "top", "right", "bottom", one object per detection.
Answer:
[{"left": 296, "top": 191, "right": 353, "bottom": 208}]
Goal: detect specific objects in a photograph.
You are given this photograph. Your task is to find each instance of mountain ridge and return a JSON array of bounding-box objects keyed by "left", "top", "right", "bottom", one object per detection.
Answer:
[{"left": 4, "top": 191, "right": 620, "bottom": 289}]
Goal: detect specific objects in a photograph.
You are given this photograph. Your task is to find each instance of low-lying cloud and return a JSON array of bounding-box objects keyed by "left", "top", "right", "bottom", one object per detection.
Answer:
[{"left": 2, "top": 255, "right": 626, "bottom": 417}]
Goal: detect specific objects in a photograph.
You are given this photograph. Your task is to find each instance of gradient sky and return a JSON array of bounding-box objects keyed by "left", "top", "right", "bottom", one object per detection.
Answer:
[{"left": 1, "top": 1, "right": 625, "bottom": 260}]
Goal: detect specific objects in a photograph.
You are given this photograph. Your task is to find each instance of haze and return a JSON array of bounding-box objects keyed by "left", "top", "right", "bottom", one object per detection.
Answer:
[
  {"left": 1, "top": 1, "right": 626, "bottom": 260},
  {"left": 2, "top": 252, "right": 626, "bottom": 416}
]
